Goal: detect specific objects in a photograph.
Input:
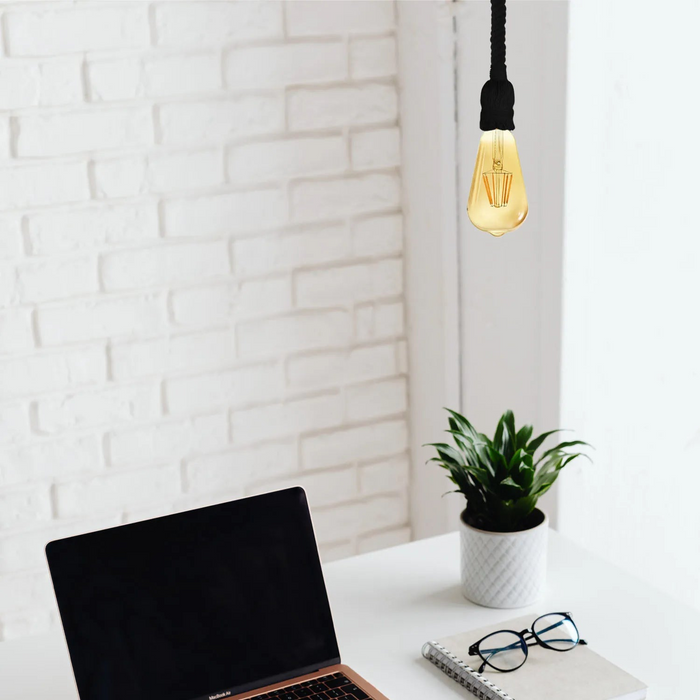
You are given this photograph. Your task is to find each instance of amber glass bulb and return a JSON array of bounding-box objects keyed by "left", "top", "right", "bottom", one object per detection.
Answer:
[{"left": 467, "top": 129, "right": 528, "bottom": 237}]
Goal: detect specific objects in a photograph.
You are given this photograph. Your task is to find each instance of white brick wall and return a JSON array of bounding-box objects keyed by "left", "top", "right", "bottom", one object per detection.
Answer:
[{"left": 0, "top": 0, "right": 409, "bottom": 642}]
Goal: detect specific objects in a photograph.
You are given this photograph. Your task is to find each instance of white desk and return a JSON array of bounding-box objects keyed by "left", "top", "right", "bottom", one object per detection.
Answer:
[{"left": 0, "top": 531, "right": 695, "bottom": 699}]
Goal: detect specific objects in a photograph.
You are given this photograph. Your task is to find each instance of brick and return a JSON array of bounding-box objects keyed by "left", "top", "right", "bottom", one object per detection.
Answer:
[
  {"left": 225, "top": 42, "right": 346, "bottom": 90},
  {"left": 148, "top": 149, "right": 224, "bottom": 193},
  {"left": 0, "top": 58, "right": 82, "bottom": 110},
  {"left": 359, "top": 455, "right": 410, "bottom": 496},
  {"left": 238, "top": 311, "right": 352, "bottom": 358},
  {"left": 344, "top": 343, "right": 401, "bottom": 385},
  {"left": 89, "top": 53, "right": 222, "bottom": 101},
  {"left": 0, "top": 261, "right": 17, "bottom": 307},
  {"left": 0, "top": 608, "right": 54, "bottom": 641},
  {"left": 288, "top": 84, "right": 397, "bottom": 131},
  {"left": 158, "top": 96, "right": 284, "bottom": 146},
  {"left": 170, "top": 278, "right": 291, "bottom": 328},
  {"left": 397, "top": 339, "right": 408, "bottom": 373},
  {"left": 346, "top": 377, "right": 407, "bottom": 421},
  {"left": 311, "top": 494, "right": 407, "bottom": 543},
  {"left": 231, "top": 392, "right": 342, "bottom": 445},
  {"left": 350, "top": 36, "right": 398, "bottom": 79},
  {"left": 34, "top": 382, "right": 161, "bottom": 434},
  {"left": 166, "top": 362, "right": 281, "bottom": 414},
  {"left": 17, "top": 254, "right": 99, "bottom": 303},
  {"left": 233, "top": 224, "right": 348, "bottom": 276},
  {"left": 0, "top": 434, "right": 101, "bottom": 486},
  {"left": 227, "top": 136, "right": 347, "bottom": 185},
  {"left": 291, "top": 174, "right": 400, "bottom": 222},
  {"left": 101, "top": 241, "right": 229, "bottom": 292},
  {"left": 38, "top": 59, "right": 85, "bottom": 107},
  {"left": 87, "top": 58, "right": 141, "bottom": 102},
  {"left": 0, "top": 516, "right": 120, "bottom": 575},
  {"left": 4, "top": 7, "right": 149, "bottom": 56},
  {"left": 91, "top": 157, "right": 147, "bottom": 199},
  {"left": 15, "top": 107, "right": 153, "bottom": 157},
  {"left": 0, "top": 572, "right": 55, "bottom": 616},
  {"left": 358, "top": 526, "right": 411, "bottom": 554},
  {"left": 108, "top": 420, "right": 192, "bottom": 468},
  {"left": 286, "top": 1, "right": 395, "bottom": 36},
  {"left": 0, "top": 218, "right": 22, "bottom": 259},
  {"left": 0, "top": 64, "right": 38, "bottom": 110},
  {"left": 107, "top": 415, "right": 228, "bottom": 468},
  {"left": 124, "top": 485, "right": 245, "bottom": 525},
  {"left": 154, "top": 2, "right": 283, "bottom": 48},
  {"left": 36, "top": 294, "right": 166, "bottom": 346},
  {"left": 301, "top": 419, "right": 407, "bottom": 470},
  {"left": 246, "top": 466, "right": 357, "bottom": 508},
  {"left": 191, "top": 414, "right": 230, "bottom": 455},
  {"left": 0, "top": 309, "right": 33, "bottom": 355},
  {"left": 54, "top": 465, "right": 181, "bottom": 518},
  {"left": 186, "top": 441, "right": 297, "bottom": 496},
  {"left": 146, "top": 53, "right": 221, "bottom": 97},
  {"left": 27, "top": 203, "right": 158, "bottom": 255},
  {"left": 0, "top": 404, "right": 28, "bottom": 445},
  {"left": 0, "top": 119, "right": 9, "bottom": 161},
  {"left": 0, "top": 119, "right": 8, "bottom": 161},
  {"left": 295, "top": 259, "right": 403, "bottom": 308},
  {"left": 351, "top": 127, "right": 401, "bottom": 169},
  {"left": 169, "top": 284, "right": 236, "bottom": 329},
  {"left": 236, "top": 277, "right": 294, "bottom": 318},
  {"left": 287, "top": 343, "right": 397, "bottom": 392},
  {"left": 162, "top": 189, "right": 286, "bottom": 237},
  {"left": 352, "top": 214, "right": 402, "bottom": 258},
  {"left": 0, "top": 486, "right": 51, "bottom": 530},
  {"left": 319, "top": 540, "right": 355, "bottom": 562},
  {"left": 0, "top": 346, "right": 105, "bottom": 400},
  {"left": 0, "top": 162, "right": 88, "bottom": 212},
  {"left": 110, "top": 329, "right": 237, "bottom": 381},
  {"left": 355, "top": 300, "right": 404, "bottom": 341}
]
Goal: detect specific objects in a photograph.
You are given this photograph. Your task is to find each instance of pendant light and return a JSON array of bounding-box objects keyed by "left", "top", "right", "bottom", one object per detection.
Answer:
[{"left": 467, "top": 0, "right": 528, "bottom": 237}]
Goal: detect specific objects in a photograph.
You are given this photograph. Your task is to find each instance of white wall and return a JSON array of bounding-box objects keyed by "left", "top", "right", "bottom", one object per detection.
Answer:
[
  {"left": 0, "top": 0, "right": 410, "bottom": 641},
  {"left": 560, "top": 0, "right": 700, "bottom": 609},
  {"left": 455, "top": 1, "right": 569, "bottom": 523},
  {"left": 398, "top": 1, "right": 462, "bottom": 539}
]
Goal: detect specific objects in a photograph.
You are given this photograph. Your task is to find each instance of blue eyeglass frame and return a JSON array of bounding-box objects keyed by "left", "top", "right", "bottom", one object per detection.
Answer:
[{"left": 468, "top": 612, "right": 588, "bottom": 673}]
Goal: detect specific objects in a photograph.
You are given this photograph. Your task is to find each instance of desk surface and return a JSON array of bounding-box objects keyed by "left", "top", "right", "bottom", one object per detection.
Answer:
[{"left": 0, "top": 531, "right": 695, "bottom": 699}]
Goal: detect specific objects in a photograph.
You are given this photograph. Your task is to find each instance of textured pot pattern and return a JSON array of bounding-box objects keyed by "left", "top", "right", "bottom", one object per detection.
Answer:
[{"left": 459, "top": 509, "right": 548, "bottom": 608}]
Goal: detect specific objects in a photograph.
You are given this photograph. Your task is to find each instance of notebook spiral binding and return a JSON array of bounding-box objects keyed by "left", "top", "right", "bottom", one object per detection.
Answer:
[{"left": 421, "top": 641, "right": 514, "bottom": 700}]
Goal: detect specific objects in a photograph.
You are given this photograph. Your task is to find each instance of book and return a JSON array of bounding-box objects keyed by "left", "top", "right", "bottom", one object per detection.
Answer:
[{"left": 422, "top": 614, "right": 647, "bottom": 700}]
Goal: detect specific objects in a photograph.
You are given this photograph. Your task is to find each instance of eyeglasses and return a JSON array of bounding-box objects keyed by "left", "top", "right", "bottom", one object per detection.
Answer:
[{"left": 468, "top": 612, "right": 587, "bottom": 673}]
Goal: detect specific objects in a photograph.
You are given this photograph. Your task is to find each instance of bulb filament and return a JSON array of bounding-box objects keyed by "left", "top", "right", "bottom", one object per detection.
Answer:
[{"left": 482, "top": 130, "right": 513, "bottom": 208}]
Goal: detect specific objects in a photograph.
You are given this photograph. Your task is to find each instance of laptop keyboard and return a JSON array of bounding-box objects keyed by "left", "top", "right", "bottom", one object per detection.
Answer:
[{"left": 251, "top": 672, "right": 371, "bottom": 700}]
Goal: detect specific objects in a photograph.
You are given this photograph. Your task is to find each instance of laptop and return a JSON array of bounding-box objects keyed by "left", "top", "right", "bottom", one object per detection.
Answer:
[{"left": 46, "top": 487, "right": 390, "bottom": 700}]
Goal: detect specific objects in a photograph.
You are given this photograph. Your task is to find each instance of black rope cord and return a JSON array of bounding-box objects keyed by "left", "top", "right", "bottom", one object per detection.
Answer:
[{"left": 479, "top": 0, "right": 515, "bottom": 131}]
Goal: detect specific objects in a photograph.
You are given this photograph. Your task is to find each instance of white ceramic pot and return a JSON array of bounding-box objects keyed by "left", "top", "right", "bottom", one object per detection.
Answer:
[{"left": 460, "top": 509, "right": 548, "bottom": 608}]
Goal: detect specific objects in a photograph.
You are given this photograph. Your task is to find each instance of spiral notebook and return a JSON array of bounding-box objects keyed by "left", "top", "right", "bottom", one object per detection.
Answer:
[{"left": 422, "top": 615, "right": 647, "bottom": 700}]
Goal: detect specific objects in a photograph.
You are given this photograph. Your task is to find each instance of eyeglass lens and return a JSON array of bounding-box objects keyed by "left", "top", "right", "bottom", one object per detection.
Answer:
[
  {"left": 533, "top": 613, "right": 579, "bottom": 650},
  {"left": 477, "top": 630, "right": 528, "bottom": 672}
]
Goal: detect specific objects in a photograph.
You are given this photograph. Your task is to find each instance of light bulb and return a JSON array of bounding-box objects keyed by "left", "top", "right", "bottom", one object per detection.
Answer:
[{"left": 467, "top": 129, "right": 527, "bottom": 237}]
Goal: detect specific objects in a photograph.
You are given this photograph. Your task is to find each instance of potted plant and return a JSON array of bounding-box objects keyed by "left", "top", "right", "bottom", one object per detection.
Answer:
[{"left": 427, "top": 408, "right": 590, "bottom": 608}]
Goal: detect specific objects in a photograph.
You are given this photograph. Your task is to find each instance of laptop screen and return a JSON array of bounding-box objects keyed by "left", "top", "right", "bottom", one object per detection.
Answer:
[{"left": 46, "top": 488, "right": 340, "bottom": 700}]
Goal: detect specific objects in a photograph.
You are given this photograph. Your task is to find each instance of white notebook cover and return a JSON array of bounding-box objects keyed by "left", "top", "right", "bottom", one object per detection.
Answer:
[{"left": 425, "top": 614, "right": 647, "bottom": 700}]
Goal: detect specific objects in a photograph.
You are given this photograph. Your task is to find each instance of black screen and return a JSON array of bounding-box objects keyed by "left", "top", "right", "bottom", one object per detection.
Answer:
[{"left": 46, "top": 488, "right": 340, "bottom": 700}]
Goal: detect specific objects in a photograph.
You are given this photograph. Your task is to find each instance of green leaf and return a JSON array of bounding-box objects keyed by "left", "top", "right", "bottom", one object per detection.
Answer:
[
  {"left": 508, "top": 448, "right": 525, "bottom": 470},
  {"left": 430, "top": 406, "right": 591, "bottom": 532},
  {"left": 494, "top": 415, "right": 505, "bottom": 451},
  {"left": 444, "top": 408, "right": 480, "bottom": 441},
  {"left": 502, "top": 410, "right": 516, "bottom": 459},
  {"left": 536, "top": 440, "right": 591, "bottom": 465},
  {"left": 527, "top": 429, "right": 567, "bottom": 455},
  {"left": 516, "top": 424, "right": 533, "bottom": 450}
]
